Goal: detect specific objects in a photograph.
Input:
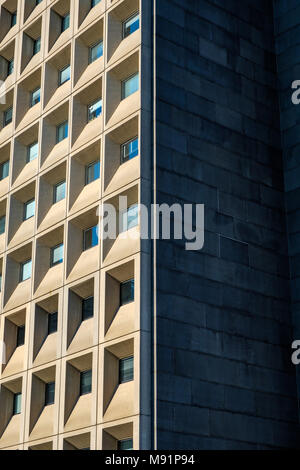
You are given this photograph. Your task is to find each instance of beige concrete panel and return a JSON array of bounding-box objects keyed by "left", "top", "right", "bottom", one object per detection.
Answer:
[
  {"left": 12, "top": 124, "right": 39, "bottom": 189},
  {"left": 0, "top": 3, "right": 16, "bottom": 44},
  {"left": 29, "top": 375, "right": 45, "bottom": 434},
  {"left": 23, "top": 0, "right": 44, "bottom": 25},
  {"left": 21, "top": 18, "right": 42, "bottom": 75},
  {"left": 63, "top": 431, "right": 90, "bottom": 450},
  {"left": 15, "top": 69, "right": 41, "bottom": 131},
  {"left": 103, "top": 381, "right": 134, "bottom": 422},
  {"left": 77, "top": 0, "right": 105, "bottom": 31},
  {"left": 64, "top": 362, "right": 80, "bottom": 424},
  {"left": 40, "top": 101, "right": 69, "bottom": 170},
  {"left": 48, "top": 0, "right": 72, "bottom": 54},
  {"left": 0, "top": 39, "right": 16, "bottom": 87},
  {"left": 107, "top": 0, "right": 140, "bottom": 67},
  {"left": 29, "top": 404, "right": 54, "bottom": 441},
  {"left": 0, "top": 414, "right": 21, "bottom": 449},
  {"left": 4, "top": 243, "right": 33, "bottom": 310},
  {"left": 44, "top": 46, "right": 72, "bottom": 112},
  {"left": 64, "top": 394, "right": 91, "bottom": 432}
]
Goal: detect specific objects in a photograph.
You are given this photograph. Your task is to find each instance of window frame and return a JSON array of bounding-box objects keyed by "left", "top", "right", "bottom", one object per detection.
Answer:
[
  {"left": 30, "top": 87, "right": 41, "bottom": 107},
  {"left": 85, "top": 160, "right": 100, "bottom": 185},
  {"left": 87, "top": 97, "right": 102, "bottom": 122},
  {"left": 13, "top": 393, "right": 22, "bottom": 415},
  {"left": 122, "top": 11, "right": 140, "bottom": 39},
  {"left": 20, "top": 259, "right": 32, "bottom": 282},
  {"left": 58, "top": 64, "right": 71, "bottom": 86},
  {"left": 45, "top": 382, "right": 55, "bottom": 406},
  {"left": 119, "top": 356, "right": 134, "bottom": 384},
  {"left": 32, "top": 37, "right": 41, "bottom": 56},
  {"left": 48, "top": 312, "right": 58, "bottom": 335},
  {"left": 82, "top": 296, "right": 94, "bottom": 322},
  {"left": 61, "top": 12, "right": 70, "bottom": 33},
  {"left": 53, "top": 180, "right": 66, "bottom": 204},
  {"left": 27, "top": 141, "right": 39, "bottom": 163},
  {"left": 0, "top": 160, "right": 9, "bottom": 180},
  {"left": 120, "top": 278, "right": 135, "bottom": 306},
  {"left": 23, "top": 198, "right": 35, "bottom": 221},
  {"left": 3, "top": 107, "right": 13, "bottom": 127},
  {"left": 121, "top": 72, "right": 139, "bottom": 100},
  {"left": 89, "top": 40, "right": 103, "bottom": 64},
  {"left": 0, "top": 215, "right": 5, "bottom": 235},
  {"left": 50, "top": 243, "right": 64, "bottom": 267},
  {"left": 120, "top": 136, "right": 139, "bottom": 164},
  {"left": 56, "top": 120, "right": 68, "bottom": 143},
  {"left": 80, "top": 369, "right": 92, "bottom": 396},
  {"left": 83, "top": 225, "right": 99, "bottom": 251}
]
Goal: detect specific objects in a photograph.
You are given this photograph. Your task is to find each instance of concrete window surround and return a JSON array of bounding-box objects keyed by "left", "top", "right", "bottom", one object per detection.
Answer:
[
  {"left": 0, "top": 0, "right": 18, "bottom": 45},
  {"left": 0, "top": 0, "right": 146, "bottom": 451}
]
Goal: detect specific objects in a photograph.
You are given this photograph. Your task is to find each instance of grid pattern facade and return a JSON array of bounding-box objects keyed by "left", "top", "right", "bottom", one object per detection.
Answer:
[{"left": 0, "top": 0, "right": 151, "bottom": 450}]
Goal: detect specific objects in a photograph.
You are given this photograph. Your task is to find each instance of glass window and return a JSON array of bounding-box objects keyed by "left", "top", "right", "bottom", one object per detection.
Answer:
[
  {"left": 119, "top": 356, "right": 134, "bottom": 383},
  {"left": 31, "top": 88, "right": 40, "bottom": 107},
  {"left": 54, "top": 181, "right": 66, "bottom": 203},
  {"left": 118, "top": 439, "right": 133, "bottom": 451},
  {"left": 85, "top": 161, "right": 100, "bottom": 185},
  {"left": 3, "top": 107, "right": 13, "bottom": 127},
  {"left": 27, "top": 142, "right": 38, "bottom": 163},
  {"left": 121, "top": 73, "right": 139, "bottom": 99},
  {"left": 24, "top": 199, "right": 35, "bottom": 220},
  {"left": 61, "top": 13, "right": 70, "bottom": 32},
  {"left": 45, "top": 382, "right": 55, "bottom": 406},
  {"left": 121, "top": 137, "right": 138, "bottom": 164},
  {"left": 120, "top": 279, "right": 134, "bottom": 305},
  {"left": 84, "top": 225, "right": 98, "bottom": 251},
  {"left": 123, "top": 12, "right": 139, "bottom": 39},
  {"left": 11, "top": 12, "right": 17, "bottom": 28},
  {"left": 87, "top": 98, "right": 102, "bottom": 121},
  {"left": 82, "top": 297, "right": 94, "bottom": 322},
  {"left": 48, "top": 312, "right": 58, "bottom": 335},
  {"left": 36, "top": 0, "right": 42, "bottom": 5},
  {"left": 56, "top": 121, "right": 68, "bottom": 143},
  {"left": 0, "top": 160, "right": 9, "bottom": 180},
  {"left": 7, "top": 59, "right": 14, "bottom": 77},
  {"left": 0, "top": 215, "right": 5, "bottom": 235},
  {"left": 121, "top": 204, "right": 138, "bottom": 232},
  {"left": 80, "top": 370, "right": 92, "bottom": 395},
  {"left": 91, "top": 0, "right": 101, "bottom": 8},
  {"left": 20, "top": 260, "right": 32, "bottom": 282},
  {"left": 33, "top": 37, "right": 41, "bottom": 55},
  {"left": 89, "top": 41, "right": 103, "bottom": 63},
  {"left": 13, "top": 393, "right": 22, "bottom": 415},
  {"left": 17, "top": 325, "right": 25, "bottom": 346},
  {"left": 59, "top": 65, "right": 70, "bottom": 85},
  {"left": 51, "top": 244, "right": 64, "bottom": 267}
]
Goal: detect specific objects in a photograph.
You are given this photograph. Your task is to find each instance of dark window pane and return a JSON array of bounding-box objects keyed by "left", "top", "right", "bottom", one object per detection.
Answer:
[
  {"left": 48, "top": 312, "right": 58, "bottom": 335},
  {"left": 0, "top": 216, "right": 5, "bottom": 235},
  {"left": 119, "top": 356, "right": 134, "bottom": 383},
  {"left": 61, "top": 13, "right": 70, "bottom": 32},
  {"left": 120, "top": 279, "right": 134, "bottom": 305},
  {"left": 11, "top": 12, "right": 17, "bottom": 27},
  {"left": 33, "top": 37, "right": 41, "bottom": 55},
  {"left": 13, "top": 393, "right": 22, "bottom": 415},
  {"left": 45, "top": 382, "right": 55, "bottom": 406},
  {"left": 89, "top": 41, "right": 103, "bottom": 63},
  {"left": 91, "top": 0, "right": 101, "bottom": 8},
  {"left": 80, "top": 370, "right": 92, "bottom": 395},
  {"left": 57, "top": 121, "right": 68, "bottom": 142},
  {"left": 123, "top": 12, "right": 139, "bottom": 39},
  {"left": 118, "top": 439, "right": 133, "bottom": 450},
  {"left": 121, "top": 137, "right": 138, "bottom": 164},
  {"left": 17, "top": 325, "right": 25, "bottom": 347},
  {"left": 84, "top": 225, "right": 98, "bottom": 250},
  {"left": 4, "top": 107, "right": 13, "bottom": 126},
  {"left": 7, "top": 59, "right": 14, "bottom": 76},
  {"left": 54, "top": 181, "right": 66, "bottom": 203},
  {"left": 31, "top": 88, "right": 40, "bottom": 106},
  {"left": 0, "top": 160, "right": 9, "bottom": 180},
  {"left": 85, "top": 161, "right": 100, "bottom": 185},
  {"left": 82, "top": 297, "right": 94, "bottom": 321}
]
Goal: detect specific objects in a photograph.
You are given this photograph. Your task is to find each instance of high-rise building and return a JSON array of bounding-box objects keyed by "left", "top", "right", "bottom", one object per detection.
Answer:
[{"left": 0, "top": 0, "right": 299, "bottom": 451}]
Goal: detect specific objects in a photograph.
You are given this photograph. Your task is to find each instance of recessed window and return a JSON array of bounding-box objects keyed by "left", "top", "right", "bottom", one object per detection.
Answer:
[
  {"left": 89, "top": 41, "right": 103, "bottom": 63},
  {"left": 82, "top": 296, "right": 94, "bottom": 322},
  {"left": 36, "top": 0, "right": 42, "bottom": 6},
  {"left": 48, "top": 312, "right": 58, "bottom": 335},
  {"left": 121, "top": 203, "right": 138, "bottom": 232},
  {"left": 0, "top": 215, "right": 5, "bottom": 235},
  {"left": 85, "top": 161, "right": 100, "bottom": 185},
  {"left": 50, "top": 243, "right": 64, "bottom": 267},
  {"left": 120, "top": 279, "right": 134, "bottom": 306},
  {"left": 121, "top": 137, "right": 138, "bottom": 164},
  {"left": 0, "top": 160, "right": 9, "bottom": 180},
  {"left": 122, "top": 12, "right": 140, "bottom": 39},
  {"left": 91, "top": 0, "right": 101, "bottom": 8},
  {"left": 56, "top": 121, "right": 68, "bottom": 143},
  {"left": 45, "top": 382, "right": 55, "bottom": 406},
  {"left": 119, "top": 356, "right": 134, "bottom": 384},
  {"left": 13, "top": 393, "right": 22, "bottom": 415},
  {"left": 33, "top": 37, "right": 41, "bottom": 56},
  {"left": 20, "top": 259, "right": 32, "bottom": 282},
  {"left": 27, "top": 142, "right": 38, "bottom": 163},
  {"left": 17, "top": 325, "right": 25, "bottom": 346},
  {"left": 80, "top": 370, "right": 92, "bottom": 395},
  {"left": 121, "top": 73, "right": 139, "bottom": 100},
  {"left": 24, "top": 199, "right": 35, "bottom": 220},
  {"left": 11, "top": 12, "right": 17, "bottom": 28},
  {"left": 59, "top": 65, "right": 70, "bottom": 86},
  {"left": 118, "top": 439, "right": 133, "bottom": 451},
  {"left": 61, "top": 13, "right": 70, "bottom": 32},
  {"left": 0, "top": 274, "right": 2, "bottom": 292},
  {"left": 7, "top": 59, "right": 14, "bottom": 77},
  {"left": 3, "top": 107, "right": 13, "bottom": 127},
  {"left": 53, "top": 181, "right": 66, "bottom": 203},
  {"left": 30, "top": 87, "right": 40, "bottom": 107},
  {"left": 83, "top": 225, "right": 98, "bottom": 251},
  {"left": 87, "top": 98, "right": 102, "bottom": 122}
]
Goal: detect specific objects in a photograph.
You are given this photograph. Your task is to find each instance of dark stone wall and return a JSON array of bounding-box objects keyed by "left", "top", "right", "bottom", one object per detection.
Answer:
[
  {"left": 155, "top": 0, "right": 300, "bottom": 449},
  {"left": 274, "top": 0, "right": 300, "bottom": 417}
]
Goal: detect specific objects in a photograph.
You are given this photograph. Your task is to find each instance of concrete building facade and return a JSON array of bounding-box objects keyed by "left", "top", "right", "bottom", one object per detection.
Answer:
[{"left": 0, "top": 0, "right": 300, "bottom": 450}]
